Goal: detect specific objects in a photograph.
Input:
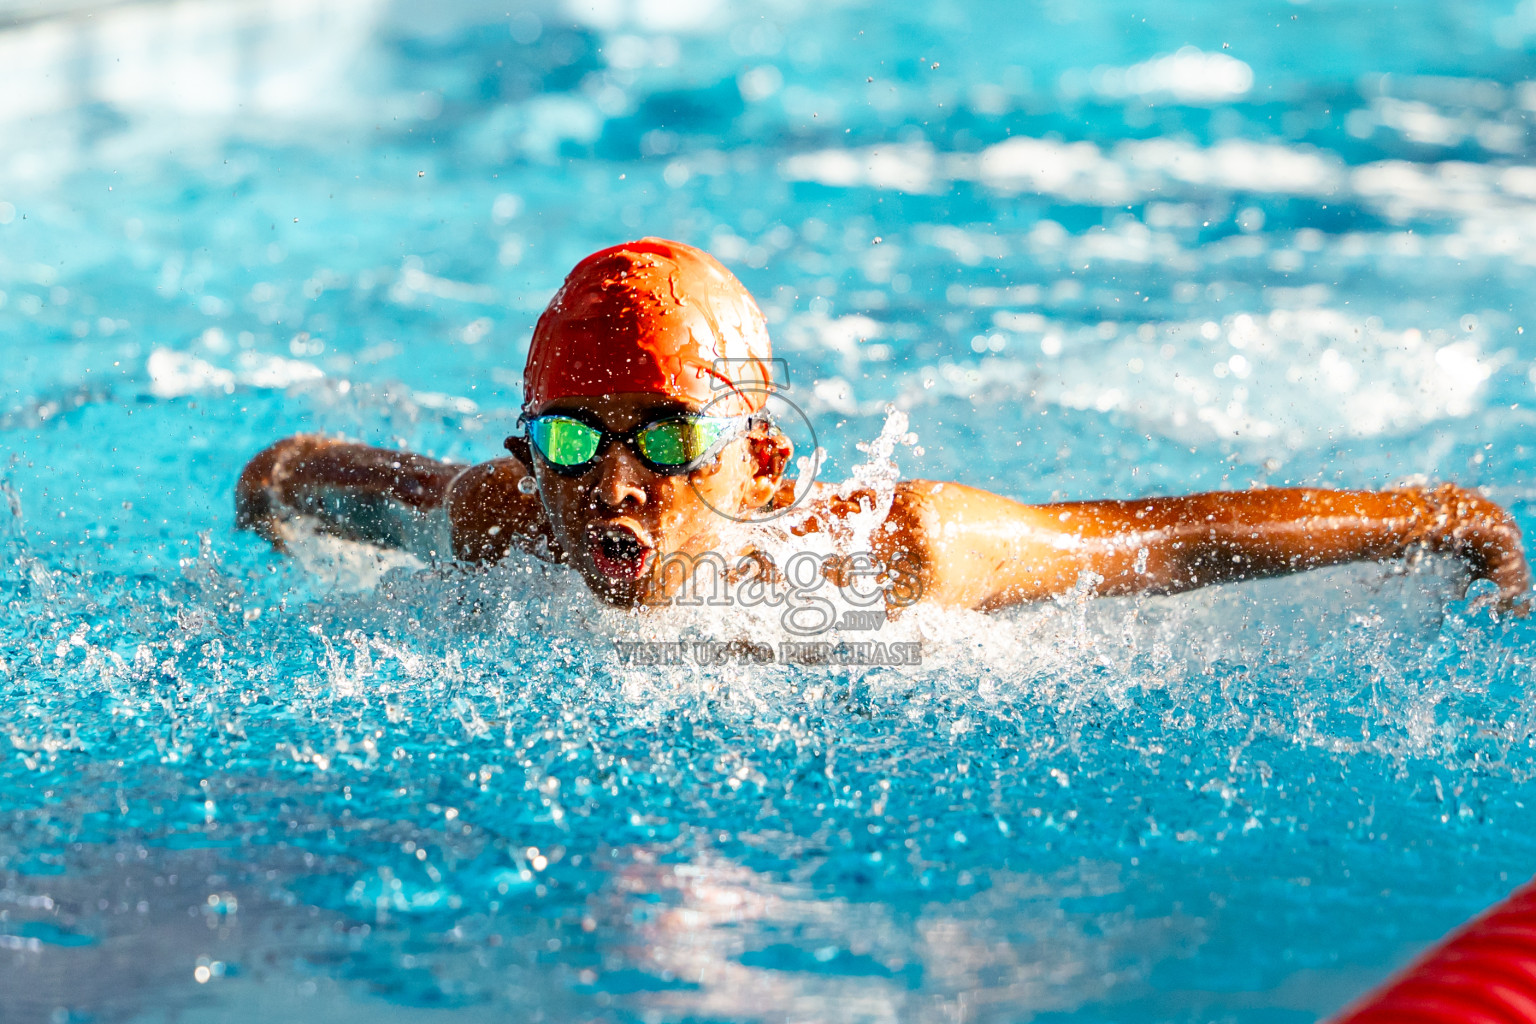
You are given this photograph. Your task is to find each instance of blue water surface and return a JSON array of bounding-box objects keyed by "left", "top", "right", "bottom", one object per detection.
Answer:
[{"left": 5, "top": 0, "right": 1536, "bottom": 1020}]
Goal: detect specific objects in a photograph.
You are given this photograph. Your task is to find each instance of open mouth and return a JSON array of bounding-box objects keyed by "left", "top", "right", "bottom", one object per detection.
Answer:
[{"left": 587, "top": 522, "right": 654, "bottom": 581}]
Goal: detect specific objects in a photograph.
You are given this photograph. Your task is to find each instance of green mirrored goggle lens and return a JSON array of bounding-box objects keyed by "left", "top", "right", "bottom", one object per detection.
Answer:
[
  {"left": 529, "top": 416, "right": 602, "bottom": 466},
  {"left": 636, "top": 418, "right": 730, "bottom": 466}
]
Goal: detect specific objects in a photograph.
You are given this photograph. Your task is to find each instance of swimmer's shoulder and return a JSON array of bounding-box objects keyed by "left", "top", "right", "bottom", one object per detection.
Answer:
[{"left": 445, "top": 457, "right": 559, "bottom": 564}]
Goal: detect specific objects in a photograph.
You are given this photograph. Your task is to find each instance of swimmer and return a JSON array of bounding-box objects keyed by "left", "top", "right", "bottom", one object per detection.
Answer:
[{"left": 236, "top": 238, "right": 1530, "bottom": 615}]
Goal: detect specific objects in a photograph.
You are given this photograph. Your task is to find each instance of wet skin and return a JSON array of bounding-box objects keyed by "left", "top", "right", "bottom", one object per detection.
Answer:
[{"left": 237, "top": 392, "right": 1531, "bottom": 615}]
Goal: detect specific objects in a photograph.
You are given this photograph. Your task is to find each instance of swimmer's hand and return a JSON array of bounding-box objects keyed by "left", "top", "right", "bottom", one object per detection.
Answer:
[
  {"left": 1415, "top": 483, "right": 1531, "bottom": 616},
  {"left": 235, "top": 435, "right": 462, "bottom": 553},
  {"left": 235, "top": 435, "right": 322, "bottom": 548}
]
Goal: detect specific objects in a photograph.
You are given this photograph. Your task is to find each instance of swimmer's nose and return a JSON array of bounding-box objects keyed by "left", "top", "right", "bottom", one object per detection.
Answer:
[{"left": 594, "top": 444, "right": 648, "bottom": 510}]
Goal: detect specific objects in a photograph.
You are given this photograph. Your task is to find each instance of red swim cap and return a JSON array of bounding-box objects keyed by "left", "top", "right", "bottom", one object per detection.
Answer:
[{"left": 523, "top": 238, "right": 773, "bottom": 416}]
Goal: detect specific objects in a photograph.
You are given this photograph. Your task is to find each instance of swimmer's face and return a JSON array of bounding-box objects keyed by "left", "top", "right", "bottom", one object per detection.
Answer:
[{"left": 528, "top": 392, "right": 789, "bottom": 607}]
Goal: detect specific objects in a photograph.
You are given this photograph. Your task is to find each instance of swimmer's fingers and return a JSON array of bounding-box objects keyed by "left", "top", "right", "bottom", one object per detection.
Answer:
[
  {"left": 235, "top": 438, "right": 309, "bottom": 549},
  {"left": 245, "top": 510, "right": 292, "bottom": 551},
  {"left": 1490, "top": 562, "right": 1532, "bottom": 616},
  {"left": 1460, "top": 544, "right": 1531, "bottom": 617},
  {"left": 1466, "top": 532, "right": 1531, "bottom": 615},
  {"left": 1421, "top": 483, "right": 1530, "bottom": 615},
  {"left": 1465, "top": 585, "right": 1532, "bottom": 619},
  {"left": 236, "top": 434, "right": 351, "bottom": 550}
]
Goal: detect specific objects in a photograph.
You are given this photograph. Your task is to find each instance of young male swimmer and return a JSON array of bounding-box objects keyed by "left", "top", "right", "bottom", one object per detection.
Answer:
[{"left": 236, "top": 238, "right": 1530, "bottom": 614}]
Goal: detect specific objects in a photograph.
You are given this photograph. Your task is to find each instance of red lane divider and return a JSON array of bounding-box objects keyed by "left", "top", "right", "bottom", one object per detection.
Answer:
[{"left": 1331, "top": 878, "right": 1536, "bottom": 1023}]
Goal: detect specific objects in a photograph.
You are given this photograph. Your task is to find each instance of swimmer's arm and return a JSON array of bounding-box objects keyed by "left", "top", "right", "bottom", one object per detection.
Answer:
[
  {"left": 877, "top": 482, "right": 1529, "bottom": 612},
  {"left": 235, "top": 435, "right": 559, "bottom": 563}
]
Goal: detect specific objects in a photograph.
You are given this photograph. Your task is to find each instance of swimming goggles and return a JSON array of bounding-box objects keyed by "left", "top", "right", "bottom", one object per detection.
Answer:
[{"left": 513, "top": 411, "right": 752, "bottom": 476}]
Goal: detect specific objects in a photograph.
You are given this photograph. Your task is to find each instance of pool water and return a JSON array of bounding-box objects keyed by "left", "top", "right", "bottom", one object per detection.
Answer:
[{"left": 5, "top": 0, "right": 1536, "bottom": 1020}]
